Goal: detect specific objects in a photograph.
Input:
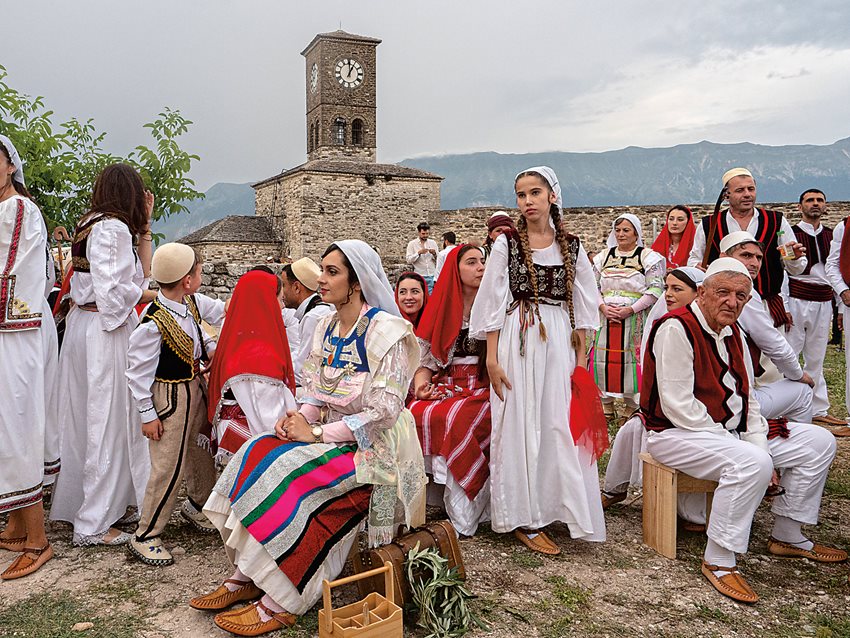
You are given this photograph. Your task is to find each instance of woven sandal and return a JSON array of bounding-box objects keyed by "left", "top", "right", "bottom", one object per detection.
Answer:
[
  {"left": 190, "top": 580, "right": 263, "bottom": 610},
  {"left": 767, "top": 537, "right": 848, "bottom": 563},
  {"left": 700, "top": 561, "right": 758, "bottom": 603},
  {"left": 1, "top": 544, "right": 54, "bottom": 580},
  {"left": 0, "top": 535, "right": 26, "bottom": 552},
  {"left": 514, "top": 529, "right": 561, "bottom": 555},
  {"left": 214, "top": 600, "right": 296, "bottom": 636}
]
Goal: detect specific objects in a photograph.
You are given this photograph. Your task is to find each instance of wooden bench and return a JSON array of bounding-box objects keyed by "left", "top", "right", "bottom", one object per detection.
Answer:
[{"left": 639, "top": 452, "right": 719, "bottom": 559}]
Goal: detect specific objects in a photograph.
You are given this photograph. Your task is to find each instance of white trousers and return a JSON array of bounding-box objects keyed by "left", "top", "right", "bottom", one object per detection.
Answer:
[
  {"left": 843, "top": 306, "right": 850, "bottom": 416},
  {"left": 425, "top": 456, "right": 490, "bottom": 537},
  {"left": 753, "top": 380, "right": 813, "bottom": 423},
  {"left": 603, "top": 415, "right": 646, "bottom": 494},
  {"left": 786, "top": 298, "right": 832, "bottom": 417}
]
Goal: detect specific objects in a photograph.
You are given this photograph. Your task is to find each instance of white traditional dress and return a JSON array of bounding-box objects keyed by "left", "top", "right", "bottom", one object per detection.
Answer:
[
  {"left": 0, "top": 195, "right": 60, "bottom": 513},
  {"left": 50, "top": 214, "right": 151, "bottom": 543},
  {"left": 470, "top": 231, "right": 605, "bottom": 539}
]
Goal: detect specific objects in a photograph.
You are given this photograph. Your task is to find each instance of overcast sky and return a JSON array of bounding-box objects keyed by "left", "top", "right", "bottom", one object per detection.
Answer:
[{"left": 5, "top": 0, "right": 850, "bottom": 191}]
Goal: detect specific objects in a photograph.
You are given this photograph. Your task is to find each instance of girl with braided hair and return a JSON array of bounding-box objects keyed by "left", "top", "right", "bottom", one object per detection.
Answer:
[{"left": 470, "top": 166, "right": 606, "bottom": 555}]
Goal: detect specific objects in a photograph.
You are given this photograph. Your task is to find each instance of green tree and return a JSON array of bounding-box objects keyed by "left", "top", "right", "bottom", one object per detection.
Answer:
[{"left": 0, "top": 65, "right": 202, "bottom": 232}]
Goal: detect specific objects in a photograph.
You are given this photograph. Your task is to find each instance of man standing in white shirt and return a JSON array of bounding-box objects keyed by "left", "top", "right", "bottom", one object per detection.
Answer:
[
  {"left": 280, "top": 258, "right": 333, "bottom": 389},
  {"left": 824, "top": 206, "right": 850, "bottom": 436},
  {"left": 405, "top": 222, "right": 439, "bottom": 292},
  {"left": 433, "top": 231, "right": 456, "bottom": 281}
]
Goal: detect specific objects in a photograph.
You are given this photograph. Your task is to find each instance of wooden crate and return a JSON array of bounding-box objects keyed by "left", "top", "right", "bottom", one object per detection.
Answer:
[
  {"left": 318, "top": 561, "right": 403, "bottom": 638},
  {"left": 639, "top": 452, "right": 718, "bottom": 559}
]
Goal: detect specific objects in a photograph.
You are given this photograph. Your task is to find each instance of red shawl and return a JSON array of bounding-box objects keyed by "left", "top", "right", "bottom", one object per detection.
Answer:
[
  {"left": 207, "top": 270, "right": 295, "bottom": 423},
  {"left": 651, "top": 207, "right": 696, "bottom": 269},
  {"left": 394, "top": 271, "right": 429, "bottom": 328},
  {"left": 415, "top": 245, "right": 465, "bottom": 364}
]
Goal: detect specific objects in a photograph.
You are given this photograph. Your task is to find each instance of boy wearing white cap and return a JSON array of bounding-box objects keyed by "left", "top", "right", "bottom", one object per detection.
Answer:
[
  {"left": 642, "top": 259, "right": 844, "bottom": 604},
  {"left": 688, "top": 167, "right": 806, "bottom": 329},
  {"left": 126, "top": 243, "right": 225, "bottom": 565}
]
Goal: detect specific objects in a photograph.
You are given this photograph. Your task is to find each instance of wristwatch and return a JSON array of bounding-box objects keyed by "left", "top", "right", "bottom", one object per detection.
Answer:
[{"left": 311, "top": 425, "right": 324, "bottom": 444}]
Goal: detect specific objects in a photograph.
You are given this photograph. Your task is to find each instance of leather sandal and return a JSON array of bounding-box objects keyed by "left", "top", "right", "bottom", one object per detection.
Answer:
[
  {"left": 190, "top": 579, "right": 263, "bottom": 610},
  {"left": 1, "top": 544, "right": 54, "bottom": 580},
  {"left": 601, "top": 491, "right": 627, "bottom": 510},
  {"left": 514, "top": 529, "right": 561, "bottom": 556},
  {"left": 700, "top": 561, "right": 758, "bottom": 604},
  {"left": 767, "top": 537, "right": 848, "bottom": 563},
  {"left": 0, "top": 535, "right": 26, "bottom": 552},
  {"left": 214, "top": 600, "right": 296, "bottom": 636},
  {"left": 812, "top": 415, "right": 847, "bottom": 427}
]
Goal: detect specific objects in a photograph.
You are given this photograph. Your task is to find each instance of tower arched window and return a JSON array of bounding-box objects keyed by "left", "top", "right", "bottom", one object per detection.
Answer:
[
  {"left": 334, "top": 118, "right": 346, "bottom": 145},
  {"left": 314, "top": 120, "right": 320, "bottom": 148},
  {"left": 351, "top": 118, "right": 364, "bottom": 146},
  {"left": 309, "top": 123, "right": 315, "bottom": 151}
]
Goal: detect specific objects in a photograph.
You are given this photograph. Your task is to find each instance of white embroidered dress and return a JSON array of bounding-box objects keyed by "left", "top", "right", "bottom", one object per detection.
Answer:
[
  {"left": 470, "top": 235, "right": 605, "bottom": 540},
  {"left": 50, "top": 216, "right": 151, "bottom": 543}
]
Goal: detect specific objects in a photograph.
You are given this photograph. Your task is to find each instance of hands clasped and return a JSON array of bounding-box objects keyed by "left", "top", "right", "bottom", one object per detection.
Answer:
[{"left": 274, "top": 410, "right": 313, "bottom": 443}]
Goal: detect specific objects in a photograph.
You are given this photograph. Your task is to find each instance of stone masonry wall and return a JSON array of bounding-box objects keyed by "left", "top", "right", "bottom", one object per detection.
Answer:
[{"left": 193, "top": 241, "right": 281, "bottom": 265}]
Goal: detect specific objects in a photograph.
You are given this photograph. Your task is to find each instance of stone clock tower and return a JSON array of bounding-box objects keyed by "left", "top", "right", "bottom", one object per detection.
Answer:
[{"left": 302, "top": 31, "right": 380, "bottom": 162}]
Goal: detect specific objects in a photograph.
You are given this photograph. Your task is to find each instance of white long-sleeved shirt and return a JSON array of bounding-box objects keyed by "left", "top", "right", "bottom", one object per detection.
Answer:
[
  {"left": 737, "top": 289, "right": 803, "bottom": 382},
  {"left": 652, "top": 301, "right": 768, "bottom": 452},
  {"left": 293, "top": 294, "right": 333, "bottom": 386},
  {"left": 825, "top": 219, "right": 850, "bottom": 296},
  {"left": 126, "top": 292, "right": 225, "bottom": 423},
  {"left": 434, "top": 244, "right": 455, "bottom": 280},
  {"left": 405, "top": 237, "right": 439, "bottom": 277}
]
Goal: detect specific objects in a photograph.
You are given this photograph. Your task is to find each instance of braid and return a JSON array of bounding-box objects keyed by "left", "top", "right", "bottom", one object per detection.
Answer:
[
  {"left": 517, "top": 215, "right": 547, "bottom": 341},
  {"left": 552, "top": 207, "right": 581, "bottom": 350}
]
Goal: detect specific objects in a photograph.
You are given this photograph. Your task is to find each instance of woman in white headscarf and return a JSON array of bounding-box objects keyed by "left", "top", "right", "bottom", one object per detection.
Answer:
[
  {"left": 0, "top": 134, "right": 60, "bottom": 579},
  {"left": 589, "top": 213, "right": 665, "bottom": 419},
  {"left": 470, "top": 166, "right": 606, "bottom": 557},
  {"left": 193, "top": 240, "right": 426, "bottom": 637}
]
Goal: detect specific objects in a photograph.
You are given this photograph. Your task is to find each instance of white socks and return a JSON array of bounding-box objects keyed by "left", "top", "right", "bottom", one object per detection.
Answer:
[
  {"left": 772, "top": 515, "right": 814, "bottom": 550},
  {"left": 257, "top": 594, "right": 286, "bottom": 622},
  {"left": 704, "top": 539, "right": 736, "bottom": 577},
  {"left": 224, "top": 567, "right": 251, "bottom": 592}
]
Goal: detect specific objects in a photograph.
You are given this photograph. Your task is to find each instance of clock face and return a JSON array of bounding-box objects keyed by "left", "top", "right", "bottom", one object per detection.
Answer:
[
  {"left": 310, "top": 63, "right": 318, "bottom": 93},
  {"left": 335, "top": 58, "right": 364, "bottom": 89}
]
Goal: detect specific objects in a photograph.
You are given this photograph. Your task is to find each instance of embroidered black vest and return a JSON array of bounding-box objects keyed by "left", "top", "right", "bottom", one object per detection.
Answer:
[
  {"left": 792, "top": 224, "right": 832, "bottom": 276},
  {"left": 700, "top": 208, "right": 784, "bottom": 298},
  {"left": 505, "top": 229, "right": 579, "bottom": 302},
  {"left": 452, "top": 327, "right": 482, "bottom": 359},
  {"left": 599, "top": 246, "right": 646, "bottom": 274},
  {"left": 140, "top": 295, "right": 207, "bottom": 383},
  {"left": 71, "top": 213, "right": 125, "bottom": 273}
]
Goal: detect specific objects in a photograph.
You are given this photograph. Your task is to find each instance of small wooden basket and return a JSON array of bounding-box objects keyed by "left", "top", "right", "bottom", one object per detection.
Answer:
[{"left": 318, "top": 561, "right": 403, "bottom": 638}]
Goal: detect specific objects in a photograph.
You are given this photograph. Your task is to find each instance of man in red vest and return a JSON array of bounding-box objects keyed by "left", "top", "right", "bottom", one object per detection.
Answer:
[
  {"left": 689, "top": 167, "right": 807, "bottom": 329},
  {"left": 825, "top": 212, "right": 850, "bottom": 436},
  {"left": 643, "top": 258, "right": 845, "bottom": 604}
]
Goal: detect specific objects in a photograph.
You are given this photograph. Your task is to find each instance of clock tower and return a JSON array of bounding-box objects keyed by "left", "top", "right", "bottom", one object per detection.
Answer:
[{"left": 302, "top": 30, "right": 381, "bottom": 162}]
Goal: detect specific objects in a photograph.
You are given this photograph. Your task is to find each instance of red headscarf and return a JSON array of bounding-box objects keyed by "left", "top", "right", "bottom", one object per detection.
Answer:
[
  {"left": 207, "top": 270, "right": 295, "bottom": 422},
  {"left": 415, "top": 245, "right": 467, "bottom": 364},
  {"left": 394, "top": 271, "right": 429, "bottom": 327},
  {"left": 651, "top": 206, "right": 696, "bottom": 269}
]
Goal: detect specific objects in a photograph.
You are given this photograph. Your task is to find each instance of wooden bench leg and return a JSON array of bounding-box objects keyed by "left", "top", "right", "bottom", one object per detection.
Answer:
[{"left": 642, "top": 461, "right": 678, "bottom": 559}]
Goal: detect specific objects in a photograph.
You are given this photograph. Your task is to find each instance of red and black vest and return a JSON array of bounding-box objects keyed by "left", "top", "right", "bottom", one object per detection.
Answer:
[
  {"left": 504, "top": 228, "right": 579, "bottom": 302},
  {"left": 791, "top": 224, "right": 832, "bottom": 275},
  {"left": 71, "top": 213, "right": 125, "bottom": 273},
  {"left": 641, "top": 305, "right": 750, "bottom": 434},
  {"left": 139, "top": 295, "right": 208, "bottom": 383},
  {"left": 701, "top": 208, "right": 784, "bottom": 299}
]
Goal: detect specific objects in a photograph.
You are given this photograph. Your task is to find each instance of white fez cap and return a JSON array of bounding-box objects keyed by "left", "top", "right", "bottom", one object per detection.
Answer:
[
  {"left": 290, "top": 257, "right": 320, "bottom": 291},
  {"left": 722, "top": 167, "right": 753, "bottom": 186},
  {"left": 151, "top": 242, "right": 196, "bottom": 285},
  {"left": 719, "top": 230, "right": 759, "bottom": 254},
  {"left": 704, "top": 257, "right": 752, "bottom": 281}
]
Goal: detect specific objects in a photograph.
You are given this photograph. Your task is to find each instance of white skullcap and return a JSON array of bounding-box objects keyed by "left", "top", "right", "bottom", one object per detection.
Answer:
[
  {"left": 704, "top": 257, "right": 751, "bottom": 281},
  {"left": 151, "top": 242, "right": 196, "bottom": 285},
  {"left": 290, "top": 257, "right": 320, "bottom": 291},
  {"left": 719, "top": 231, "right": 759, "bottom": 254},
  {"left": 722, "top": 167, "right": 753, "bottom": 186}
]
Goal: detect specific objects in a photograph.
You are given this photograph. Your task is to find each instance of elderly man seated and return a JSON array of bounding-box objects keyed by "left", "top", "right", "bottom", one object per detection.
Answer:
[{"left": 641, "top": 258, "right": 845, "bottom": 603}]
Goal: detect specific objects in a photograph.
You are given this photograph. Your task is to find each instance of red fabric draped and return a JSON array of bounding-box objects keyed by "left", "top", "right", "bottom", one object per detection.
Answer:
[
  {"left": 52, "top": 265, "right": 73, "bottom": 316},
  {"left": 840, "top": 216, "right": 850, "bottom": 287},
  {"left": 570, "top": 366, "right": 610, "bottom": 462},
  {"left": 415, "top": 245, "right": 465, "bottom": 363},
  {"left": 651, "top": 207, "right": 696, "bottom": 269},
  {"left": 394, "top": 271, "right": 429, "bottom": 328},
  {"left": 207, "top": 270, "right": 295, "bottom": 423}
]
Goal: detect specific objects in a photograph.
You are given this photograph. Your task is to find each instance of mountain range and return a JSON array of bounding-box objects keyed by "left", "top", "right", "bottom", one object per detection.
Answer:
[{"left": 155, "top": 138, "right": 850, "bottom": 242}]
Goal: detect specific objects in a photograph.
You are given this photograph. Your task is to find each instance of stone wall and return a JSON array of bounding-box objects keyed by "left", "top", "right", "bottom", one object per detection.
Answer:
[
  {"left": 193, "top": 241, "right": 282, "bottom": 265},
  {"left": 200, "top": 262, "right": 284, "bottom": 300}
]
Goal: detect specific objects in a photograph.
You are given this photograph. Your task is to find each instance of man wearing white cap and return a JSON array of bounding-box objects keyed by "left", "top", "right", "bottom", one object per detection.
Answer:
[
  {"left": 281, "top": 257, "right": 333, "bottom": 387},
  {"left": 786, "top": 189, "right": 843, "bottom": 427},
  {"left": 719, "top": 231, "right": 814, "bottom": 423},
  {"left": 126, "top": 243, "right": 226, "bottom": 565},
  {"left": 824, "top": 209, "right": 850, "bottom": 436},
  {"left": 642, "top": 258, "right": 844, "bottom": 604},
  {"left": 688, "top": 168, "right": 806, "bottom": 329}
]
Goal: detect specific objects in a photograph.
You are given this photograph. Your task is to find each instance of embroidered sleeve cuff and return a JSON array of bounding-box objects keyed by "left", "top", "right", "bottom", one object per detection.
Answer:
[
  {"left": 342, "top": 414, "right": 372, "bottom": 449},
  {"left": 138, "top": 404, "right": 157, "bottom": 423}
]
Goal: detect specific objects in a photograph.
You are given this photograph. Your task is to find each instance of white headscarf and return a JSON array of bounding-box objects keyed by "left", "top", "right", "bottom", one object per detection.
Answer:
[
  {"left": 606, "top": 213, "right": 644, "bottom": 249},
  {"left": 334, "top": 240, "right": 400, "bottom": 317},
  {"left": 669, "top": 266, "right": 706, "bottom": 288},
  {"left": 0, "top": 134, "right": 25, "bottom": 187},
  {"left": 639, "top": 266, "right": 706, "bottom": 359},
  {"left": 515, "top": 165, "right": 562, "bottom": 210}
]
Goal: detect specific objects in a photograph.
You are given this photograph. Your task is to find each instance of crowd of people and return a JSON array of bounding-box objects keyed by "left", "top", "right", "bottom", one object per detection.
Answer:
[{"left": 1, "top": 129, "right": 849, "bottom": 634}]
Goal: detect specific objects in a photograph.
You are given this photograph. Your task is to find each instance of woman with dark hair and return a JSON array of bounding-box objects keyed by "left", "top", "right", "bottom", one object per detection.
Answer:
[
  {"left": 408, "top": 244, "right": 491, "bottom": 536},
  {"left": 0, "top": 135, "right": 59, "bottom": 579},
  {"left": 470, "top": 166, "right": 607, "bottom": 556},
  {"left": 50, "top": 163, "right": 157, "bottom": 546},
  {"left": 651, "top": 205, "right": 696, "bottom": 269},
  {"left": 191, "top": 240, "right": 426, "bottom": 636},
  {"left": 394, "top": 271, "right": 428, "bottom": 327}
]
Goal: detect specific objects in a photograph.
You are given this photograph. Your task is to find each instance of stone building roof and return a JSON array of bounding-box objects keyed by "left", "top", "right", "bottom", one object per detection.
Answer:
[
  {"left": 301, "top": 30, "right": 382, "bottom": 54},
  {"left": 178, "top": 215, "right": 277, "bottom": 245},
  {"left": 253, "top": 159, "right": 443, "bottom": 188}
]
